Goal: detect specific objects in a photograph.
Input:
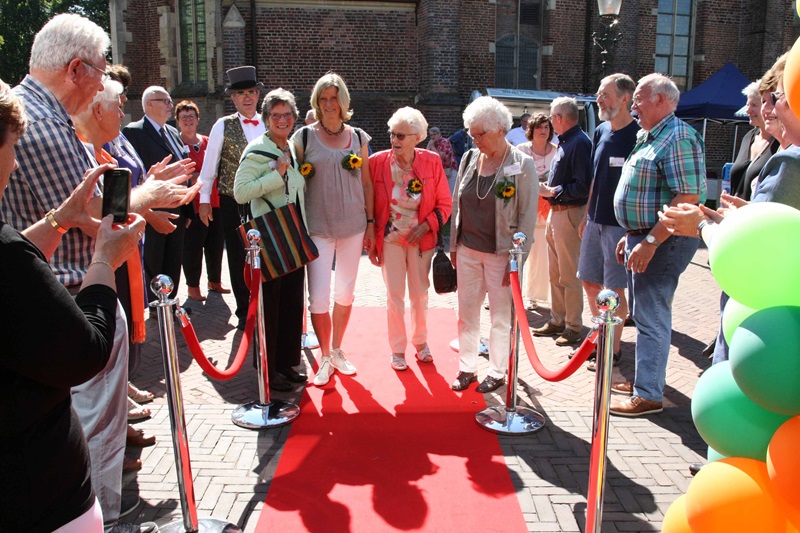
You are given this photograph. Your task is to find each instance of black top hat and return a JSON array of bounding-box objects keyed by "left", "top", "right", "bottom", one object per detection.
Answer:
[{"left": 225, "top": 66, "right": 264, "bottom": 93}]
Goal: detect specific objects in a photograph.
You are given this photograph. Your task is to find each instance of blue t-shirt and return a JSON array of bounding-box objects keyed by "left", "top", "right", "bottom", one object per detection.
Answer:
[{"left": 588, "top": 120, "right": 640, "bottom": 226}]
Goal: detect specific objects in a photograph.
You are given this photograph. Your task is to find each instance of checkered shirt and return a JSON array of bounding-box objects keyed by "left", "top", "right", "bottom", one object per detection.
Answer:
[
  {"left": 613, "top": 113, "right": 707, "bottom": 231},
  {"left": 0, "top": 76, "right": 99, "bottom": 287}
]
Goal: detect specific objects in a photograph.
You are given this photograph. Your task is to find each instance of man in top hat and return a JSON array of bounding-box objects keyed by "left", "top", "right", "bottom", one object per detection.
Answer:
[{"left": 196, "top": 66, "right": 266, "bottom": 330}]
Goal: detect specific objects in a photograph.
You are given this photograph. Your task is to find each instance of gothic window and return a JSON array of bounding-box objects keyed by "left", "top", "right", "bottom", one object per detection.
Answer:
[
  {"left": 655, "top": 0, "right": 693, "bottom": 91},
  {"left": 495, "top": 0, "right": 543, "bottom": 89},
  {"left": 179, "top": 0, "right": 207, "bottom": 82}
]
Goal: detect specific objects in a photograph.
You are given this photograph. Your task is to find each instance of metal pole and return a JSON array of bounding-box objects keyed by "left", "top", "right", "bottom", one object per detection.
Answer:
[
  {"left": 475, "top": 232, "right": 546, "bottom": 435},
  {"left": 150, "top": 275, "right": 241, "bottom": 533},
  {"left": 586, "top": 289, "right": 622, "bottom": 533},
  {"left": 231, "top": 229, "right": 301, "bottom": 430}
]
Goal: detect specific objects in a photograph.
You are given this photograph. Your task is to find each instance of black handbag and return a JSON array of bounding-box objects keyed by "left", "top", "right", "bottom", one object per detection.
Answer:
[{"left": 431, "top": 209, "right": 457, "bottom": 294}]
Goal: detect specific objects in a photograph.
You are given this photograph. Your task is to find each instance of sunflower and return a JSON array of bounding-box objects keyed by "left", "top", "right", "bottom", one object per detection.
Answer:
[
  {"left": 494, "top": 180, "right": 516, "bottom": 205},
  {"left": 300, "top": 162, "right": 315, "bottom": 179},
  {"left": 406, "top": 177, "right": 423, "bottom": 196},
  {"left": 342, "top": 152, "right": 363, "bottom": 171}
]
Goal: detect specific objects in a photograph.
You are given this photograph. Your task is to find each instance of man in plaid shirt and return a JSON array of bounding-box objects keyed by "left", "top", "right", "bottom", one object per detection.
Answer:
[{"left": 610, "top": 73, "right": 706, "bottom": 417}]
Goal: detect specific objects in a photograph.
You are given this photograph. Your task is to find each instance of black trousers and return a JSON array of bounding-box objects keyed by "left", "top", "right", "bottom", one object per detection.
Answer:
[
  {"left": 182, "top": 206, "right": 225, "bottom": 286},
  {"left": 143, "top": 207, "right": 186, "bottom": 299},
  {"left": 219, "top": 194, "right": 250, "bottom": 320},
  {"left": 261, "top": 267, "right": 305, "bottom": 375}
]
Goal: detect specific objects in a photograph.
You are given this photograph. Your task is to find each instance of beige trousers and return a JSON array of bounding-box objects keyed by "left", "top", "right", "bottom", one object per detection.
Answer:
[{"left": 545, "top": 206, "right": 586, "bottom": 331}]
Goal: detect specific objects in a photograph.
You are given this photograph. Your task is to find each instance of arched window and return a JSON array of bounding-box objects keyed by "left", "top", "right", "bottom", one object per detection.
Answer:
[{"left": 496, "top": 34, "right": 540, "bottom": 90}]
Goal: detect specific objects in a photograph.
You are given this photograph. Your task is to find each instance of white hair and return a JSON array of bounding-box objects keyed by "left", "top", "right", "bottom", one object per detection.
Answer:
[
  {"left": 141, "top": 86, "right": 169, "bottom": 112},
  {"left": 387, "top": 107, "right": 428, "bottom": 142},
  {"left": 550, "top": 96, "right": 579, "bottom": 123},
  {"left": 463, "top": 96, "right": 513, "bottom": 134},
  {"left": 639, "top": 73, "right": 681, "bottom": 110},
  {"left": 29, "top": 13, "right": 110, "bottom": 72},
  {"left": 742, "top": 80, "right": 761, "bottom": 100},
  {"left": 72, "top": 79, "right": 123, "bottom": 126}
]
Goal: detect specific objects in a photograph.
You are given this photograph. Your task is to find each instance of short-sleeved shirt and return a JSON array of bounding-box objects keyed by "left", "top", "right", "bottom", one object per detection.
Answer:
[
  {"left": 614, "top": 113, "right": 706, "bottom": 231},
  {"left": 0, "top": 76, "right": 99, "bottom": 287},
  {"left": 546, "top": 124, "right": 593, "bottom": 206},
  {"left": 587, "top": 120, "right": 640, "bottom": 226},
  {"left": 384, "top": 159, "right": 422, "bottom": 246},
  {"left": 292, "top": 126, "right": 372, "bottom": 239}
]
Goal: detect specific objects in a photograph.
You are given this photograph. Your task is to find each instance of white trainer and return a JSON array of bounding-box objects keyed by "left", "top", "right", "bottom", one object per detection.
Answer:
[
  {"left": 313, "top": 357, "right": 334, "bottom": 386},
  {"left": 330, "top": 348, "right": 357, "bottom": 375}
]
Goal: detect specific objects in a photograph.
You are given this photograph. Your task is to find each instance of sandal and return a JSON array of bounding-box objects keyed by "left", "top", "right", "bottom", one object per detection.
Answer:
[
  {"left": 128, "top": 398, "right": 151, "bottom": 422},
  {"left": 128, "top": 382, "right": 154, "bottom": 404},
  {"left": 415, "top": 345, "right": 433, "bottom": 363},
  {"left": 390, "top": 354, "right": 408, "bottom": 371}
]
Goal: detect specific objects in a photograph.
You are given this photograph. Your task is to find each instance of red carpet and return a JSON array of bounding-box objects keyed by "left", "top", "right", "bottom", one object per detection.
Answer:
[{"left": 255, "top": 307, "right": 527, "bottom": 533}]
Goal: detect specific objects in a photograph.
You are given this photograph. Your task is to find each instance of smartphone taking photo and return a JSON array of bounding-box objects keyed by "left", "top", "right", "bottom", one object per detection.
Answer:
[{"left": 102, "top": 168, "right": 132, "bottom": 223}]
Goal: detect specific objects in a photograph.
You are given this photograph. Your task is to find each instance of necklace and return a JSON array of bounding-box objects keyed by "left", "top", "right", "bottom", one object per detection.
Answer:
[
  {"left": 476, "top": 143, "right": 509, "bottom": 200},
  {"left": 319, "top": 121, "right": 345, "bottom": 136}
]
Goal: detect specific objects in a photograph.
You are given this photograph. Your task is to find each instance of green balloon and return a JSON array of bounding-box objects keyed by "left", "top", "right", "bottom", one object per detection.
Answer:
[
  {"left": 722, "top": 298, "right": 761, "bottom": 345},
  {"left": 729, "top": 306, "right": 800, "bottom": 415},
  {"left": 710, "top": 202, "right": 800, "bottom": 309},
  {"left": 692, "top": 361, "right": 790, "bottom": 461},
  {"left": 707, "top": 446, "right": 726, "bottom": 462}
]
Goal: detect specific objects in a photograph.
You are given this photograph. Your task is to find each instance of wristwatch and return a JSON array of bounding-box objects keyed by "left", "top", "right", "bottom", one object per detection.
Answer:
[{"left": 645, "top": 234, "right": 661, "bottom": 247}]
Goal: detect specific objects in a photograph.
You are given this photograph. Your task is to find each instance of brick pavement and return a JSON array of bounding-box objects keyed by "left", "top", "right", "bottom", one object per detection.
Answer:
[{"left": 124, "top": 245, "right": 718, "bottom": 532}]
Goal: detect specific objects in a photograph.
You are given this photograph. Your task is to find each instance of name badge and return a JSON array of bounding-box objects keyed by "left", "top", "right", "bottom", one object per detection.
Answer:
[
  {"left": 504, "top": 163, "right": 521, "bottom": 175},
  {"left": 609, "top": 157, "right": 625, "bottom": 167}
]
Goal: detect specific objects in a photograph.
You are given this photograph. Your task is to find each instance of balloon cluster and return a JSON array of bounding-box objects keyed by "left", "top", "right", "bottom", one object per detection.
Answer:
[{"left": 663, "top": 203, "right": 800, "bottom": 532}]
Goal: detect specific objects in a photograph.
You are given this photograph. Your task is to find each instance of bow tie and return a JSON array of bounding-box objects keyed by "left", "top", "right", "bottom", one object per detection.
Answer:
[{"left": 243, "top": 118, "right": 259, "bottom": 126}]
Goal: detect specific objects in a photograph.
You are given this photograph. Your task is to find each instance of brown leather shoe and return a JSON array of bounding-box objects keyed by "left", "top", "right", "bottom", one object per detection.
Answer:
[
  {"left": 208, "top": 282, "right": 231, "bottom": 294},
  {"left": 123, "top": 456, "right": 142, "bottom": 473},
  {"left": 531, "top": 322, "right": 565, "bottom": 337},
  {"left": 187, "top": 286, "right": 206, "bottom": 301},
  {"left": 555, "top": 328, "right": 582, "bottom": 346},
  {"left": 451, "top": 371, "right": 477, "bottom": 391},
  {"left": 609, "top": 396, "right": 663, "bottom": 417},
  {"left": 611, "top": 381, "right": 633, "bottom": 395}
]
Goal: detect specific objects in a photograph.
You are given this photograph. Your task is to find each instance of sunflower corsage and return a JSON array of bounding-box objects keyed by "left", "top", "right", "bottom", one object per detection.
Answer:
[
  {"left": 341, "top": 152, "right": 363, "bottom": 171},
  {"left": 300, "top": 162, "right": 315, "bottom": 179},
  {"left": 405, "top": 177, "right": 423, "bottom": 198},
  {"left": 495, "top": 180, "right": 516, "bottom": 205}
]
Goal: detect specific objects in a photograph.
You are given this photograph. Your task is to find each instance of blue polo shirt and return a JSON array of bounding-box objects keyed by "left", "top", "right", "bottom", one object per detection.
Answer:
[
  {"left": 587, "top": 120, "right": 640, "bottom": 226},
  {"left": 547, "top": 124, "right": 592, "bottom": 206}
]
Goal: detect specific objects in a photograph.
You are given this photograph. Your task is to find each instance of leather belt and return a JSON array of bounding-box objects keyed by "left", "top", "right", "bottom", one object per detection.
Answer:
[
  {"left": 550, "top": 203, "right": 582, "bottom": 212},
  {"left": 626, "top": 228, "right": 653, "bottom": 236}
]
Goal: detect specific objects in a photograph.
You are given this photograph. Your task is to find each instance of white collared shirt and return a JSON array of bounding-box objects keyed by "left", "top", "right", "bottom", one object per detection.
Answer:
[{"left": 197, "top": 112, "right": 266, "bottom": 203}]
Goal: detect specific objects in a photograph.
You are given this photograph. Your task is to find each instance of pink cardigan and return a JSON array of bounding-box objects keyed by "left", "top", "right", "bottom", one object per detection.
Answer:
[{"left": 369, "top": 148, "right": 453, "bottom": 258}]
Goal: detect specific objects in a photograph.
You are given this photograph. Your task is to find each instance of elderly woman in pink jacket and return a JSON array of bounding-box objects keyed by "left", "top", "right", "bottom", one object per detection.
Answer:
[{"left": 369, "top": 107, "right": 452, "bottom": 371}]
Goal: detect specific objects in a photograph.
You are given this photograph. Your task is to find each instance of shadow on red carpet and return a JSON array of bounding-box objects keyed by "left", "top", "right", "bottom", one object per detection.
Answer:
[{"left": 255, "top": 307, "right": 526, "bottom": 532}]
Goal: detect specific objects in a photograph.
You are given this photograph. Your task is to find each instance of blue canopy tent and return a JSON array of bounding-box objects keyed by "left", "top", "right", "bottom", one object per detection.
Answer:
[{"left": 676, "top": 62, "right": 751, "bottom": 159}]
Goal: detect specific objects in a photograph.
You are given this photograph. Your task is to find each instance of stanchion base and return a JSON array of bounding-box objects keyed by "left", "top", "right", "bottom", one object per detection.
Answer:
[
  {"left": 475, "top": 405, "right": 546, "bottom": 435},
  {"left": 231, "top": 400, "right": 300, "bottom": 429},
  {"left": 301, "top": 331, "right": 320, "bottom": 350},
  {"left": 159, "top": 517, "right": 241, "bottom": 533},
  {"left": 449, "top": 337, "right": 490, "bottom": 356}
]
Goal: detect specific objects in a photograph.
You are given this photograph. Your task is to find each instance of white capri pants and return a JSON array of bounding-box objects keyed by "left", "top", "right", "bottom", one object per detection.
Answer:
[{"left": 307, "top": 233, "right": 364, "bottom": 314}]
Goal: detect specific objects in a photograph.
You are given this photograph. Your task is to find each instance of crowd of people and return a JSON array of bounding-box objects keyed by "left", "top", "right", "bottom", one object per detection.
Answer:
[{"left": 4, "top": 8, "right": 799, "bottom": 533}]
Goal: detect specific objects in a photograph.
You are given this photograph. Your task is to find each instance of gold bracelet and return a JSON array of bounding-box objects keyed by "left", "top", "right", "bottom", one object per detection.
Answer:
[
  {"left": 89, "top": 260, "right": 115, "bottom": 271},
  {"left": 46, "top": 209, "right": 68, "bottom": 234}
]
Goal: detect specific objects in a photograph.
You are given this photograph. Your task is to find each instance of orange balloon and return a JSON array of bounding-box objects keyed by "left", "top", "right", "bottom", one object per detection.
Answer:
[
  {"left": 663, "top": 494, "right": 694, "bottom": 533},
  {"left": 685, "top": 457, "right": 789, "bottom": 532},
  {"left": 785, "top": 37, "right": 800, "bottom": 120},
  {"left": 768, "top": 416, "right": 800, "bottom": 530}
]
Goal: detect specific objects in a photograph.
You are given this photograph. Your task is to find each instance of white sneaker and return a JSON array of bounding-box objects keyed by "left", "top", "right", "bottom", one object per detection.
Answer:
[
  {"left": 313, "top": 357, "right": 334, "bottom": 386},
  {"left": 330, "top": 348, "right": 357, "bottom": 375}
]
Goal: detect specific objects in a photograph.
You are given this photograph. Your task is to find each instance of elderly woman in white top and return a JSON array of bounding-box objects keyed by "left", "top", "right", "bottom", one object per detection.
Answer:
[
  {"left": 234, "top": 88, "right": 308, "bottom": 391},
  {"left": 449, "top": 96, "right": 537, "bottom": 393}
]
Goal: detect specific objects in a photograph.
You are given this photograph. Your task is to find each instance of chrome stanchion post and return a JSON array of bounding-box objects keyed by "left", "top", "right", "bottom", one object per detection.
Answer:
[
  {"left": 586, "top": 289, "right": 622, "bottom": 533},
  {"left": 150, "top": 275, "right": 241, "bottom": 533},
  {"left": 475, "top": 232, "right": 546, "bottom": 435},
  {"left": 231, "top": 230, "right": 300, "bottom": 430}
]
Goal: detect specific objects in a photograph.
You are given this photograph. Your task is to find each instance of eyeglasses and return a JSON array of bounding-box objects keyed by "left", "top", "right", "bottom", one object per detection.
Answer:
[
  {"left": 468, "top": 130, "right": 488, "bottom": 140},
  {"left": 234, "top": 89, "right": 260, "bottom": 97},
  {"left": 150, "top": 98, "right": 173, "bottom": 106},
  {"left": 178, "top": 114, "right": 198, "bottom": 121},
  {"left": 269, "top": 112, "right": 294, "bottom": 121},
  {"left": 770, "top": 91, "right": 786, "bottom": 106},
  {"left": 389, "top": 131, "right": 414, "bottom": 140},
  {"left": 82, "top": 60, "right": 109, "bottom": 82}
]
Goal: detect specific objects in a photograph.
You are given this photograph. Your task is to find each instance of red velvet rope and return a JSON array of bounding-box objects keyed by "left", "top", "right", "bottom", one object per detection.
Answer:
[
  {"left": 510, "top": 270, "right": 598, "bottom": 381},
  {"left": 179, "top": 264, "right": 262, "bottom": 381}
]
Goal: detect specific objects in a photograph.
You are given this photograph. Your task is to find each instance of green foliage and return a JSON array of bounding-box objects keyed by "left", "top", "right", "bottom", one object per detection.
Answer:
[{"left": 0, "top": 0, "right": 110, "bottom": 86}]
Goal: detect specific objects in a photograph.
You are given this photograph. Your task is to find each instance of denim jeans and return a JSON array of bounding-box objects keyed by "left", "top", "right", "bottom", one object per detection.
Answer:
[{"left": 626, "top": 234, "right": 699, "bottom": 402}]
